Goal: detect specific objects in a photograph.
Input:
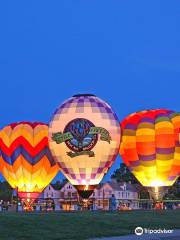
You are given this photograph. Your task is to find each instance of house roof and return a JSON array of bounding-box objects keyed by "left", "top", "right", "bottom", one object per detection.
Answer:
[
  {"left": 59, "top": 181, "right": 77, "bottom": 191},
  {"left": 95, "top": 183, "right": 104, "bottom": 190},
  {"left": 49, "top": 180, "right": 138, "bottom": 192},
  {"left": 125, "top": 183, "right": 138, "bottom": 192},
  {"left": 102, "top": 181, "right": 138, "bottom": 192},
  {"left": 106, "top": 181, "right": 124, "bottom": 191}
]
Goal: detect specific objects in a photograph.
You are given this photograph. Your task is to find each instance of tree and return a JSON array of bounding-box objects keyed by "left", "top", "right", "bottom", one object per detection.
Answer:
[
  {"left": 111, "top": 163, "right": 150, "bottom": 199},
  {"left": 111, "top": 163, "right": 138, "bottom": 184},
  {"left": 51, "top": 180, "right": 63, "bottom": 190},
  {"left": 51, "top": 179, "right": 68, "bottom": 190},
  {"left": 164, "top": 176, "right": 180, "bottom": 200},
  {"left": 0, "top": 181, "right": 12, "bottom": 201}
]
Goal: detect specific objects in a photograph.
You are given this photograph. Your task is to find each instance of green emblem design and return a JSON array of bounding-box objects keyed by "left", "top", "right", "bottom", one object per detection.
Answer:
[
  {"left": 52, "top": 118, "right": 111, "bottom": 158},
  {"left": 52, "top": 127, "right": 111, "bottom": 144}
]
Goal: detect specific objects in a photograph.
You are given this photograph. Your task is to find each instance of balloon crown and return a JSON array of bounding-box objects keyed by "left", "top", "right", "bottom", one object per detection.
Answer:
[{"left": 73, "top": 94, "right": 96, "bottom": 97}]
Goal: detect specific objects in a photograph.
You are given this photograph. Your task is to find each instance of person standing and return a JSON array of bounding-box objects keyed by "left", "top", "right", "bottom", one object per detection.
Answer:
[{"left": 109, "top": 194, "right": 116, "bottom": 211}]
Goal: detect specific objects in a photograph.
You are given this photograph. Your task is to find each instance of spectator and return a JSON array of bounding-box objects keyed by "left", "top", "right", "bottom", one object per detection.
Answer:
[{"left": 109, "top": 194, "right": 116, "bottom": 211}]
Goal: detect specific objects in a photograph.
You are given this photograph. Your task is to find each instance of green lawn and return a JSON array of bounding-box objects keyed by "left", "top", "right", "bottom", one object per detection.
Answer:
[{"left": 0, "top": 210, "right": 179, "bottom": 240}]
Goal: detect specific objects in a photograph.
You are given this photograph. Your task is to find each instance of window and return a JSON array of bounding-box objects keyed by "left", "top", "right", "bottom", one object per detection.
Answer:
[
  {"left": 51, "top": 193, "right": 53, "bottom": 198},
  {"left": 72, "top": 192, "right": 77, "bottom": 198},
  {"left": 49, "top": 186, "right": 51, "bottom": 190},
  {"left": 103, "top": 200, "right": 109, "bottom": 207},
  {"left": 61, "top": 192, "right": 64, "bottom": 198}
]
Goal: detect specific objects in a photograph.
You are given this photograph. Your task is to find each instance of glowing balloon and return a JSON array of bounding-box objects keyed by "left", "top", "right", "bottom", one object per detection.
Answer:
[
  {"left": 49, "top": 94, "right": 121, "bottom": 198},
  {"left": 120, "top": 109, "right": 180, "bottom": 200},
  {"left": 0, "top": 122, "right": 58, "bottom": 207}
]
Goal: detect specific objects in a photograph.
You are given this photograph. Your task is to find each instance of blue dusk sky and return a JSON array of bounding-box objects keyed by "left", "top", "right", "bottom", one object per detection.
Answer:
[{"left": 0, "top": 1, "right": 180, "bottom": 182}]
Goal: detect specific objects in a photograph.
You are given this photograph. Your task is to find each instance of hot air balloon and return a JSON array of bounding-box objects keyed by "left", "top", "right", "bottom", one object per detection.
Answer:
[
  {"left": 49, "top": 94, "right": 121, "bottom": 199},
  {"left": 0, "top": 122, "right": 59, "bottom": 210},
  {"left": 120, "top": 109, "right": 180, "bottom": 201}
]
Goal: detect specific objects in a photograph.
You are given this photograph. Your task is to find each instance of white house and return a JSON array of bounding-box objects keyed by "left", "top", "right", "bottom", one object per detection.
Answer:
[
  {"left": 42, "top": 184, "right": 61, "bottom": 206},
  {"left": 91, "top": 181, "right": 139, "bottom": 210},
  {"left": 41, "top": 180, "right": 139, "bottom": 210},
  {"left": 59, "top": 181, "right": 78, "bottom": 210},
  {"left": 59, "top": 181, "right": 78, "bottom": 200}
]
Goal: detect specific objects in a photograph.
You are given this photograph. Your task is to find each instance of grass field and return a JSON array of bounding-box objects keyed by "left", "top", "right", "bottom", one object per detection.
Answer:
[{"left": 0, "top": 210, "right": 179, "bottom": 240}]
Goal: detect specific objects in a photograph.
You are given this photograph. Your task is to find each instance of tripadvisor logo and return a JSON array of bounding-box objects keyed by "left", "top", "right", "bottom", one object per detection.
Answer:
[
  {"left": 135, "top": 227, "right": 143, "bottom": 236},
  {"left": 52, "top": 118, "right": 111, "bottom": 158},
  {"left": 135, "top": 227, "right": 174, "bottom": 236},
  {"left": 144, "top": 228, "right": 174, "bottom": 234}
]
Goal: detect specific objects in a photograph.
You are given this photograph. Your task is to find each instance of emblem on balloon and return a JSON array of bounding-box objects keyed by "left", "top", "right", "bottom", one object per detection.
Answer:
[{"left": 52, "top": 118, "right": 111, "bottom": 158}]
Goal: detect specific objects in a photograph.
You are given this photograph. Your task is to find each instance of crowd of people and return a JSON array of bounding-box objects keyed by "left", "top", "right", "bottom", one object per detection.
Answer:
[{"left": 0, "top": 195, "right": 179, "bottom": 212}]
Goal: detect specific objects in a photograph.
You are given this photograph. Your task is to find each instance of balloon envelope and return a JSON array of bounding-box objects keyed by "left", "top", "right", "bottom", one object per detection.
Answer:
[
  {"left": 49, "top": 94, "right": 121, "bottom": 198},
  {"left": 120, "top": 109, "right": 180, "bottom": 187},
  {"left": 0, "top": 122, "right": 59, "bottom": 199}
]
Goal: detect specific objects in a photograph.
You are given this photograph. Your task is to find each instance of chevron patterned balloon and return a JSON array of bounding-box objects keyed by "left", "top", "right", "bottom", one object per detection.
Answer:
[
  {"left": 0, "top": 122, "right": 59, "bottom": 200},
  {"left": 120, "top": 109, "right": 180, "bottom": 187}
]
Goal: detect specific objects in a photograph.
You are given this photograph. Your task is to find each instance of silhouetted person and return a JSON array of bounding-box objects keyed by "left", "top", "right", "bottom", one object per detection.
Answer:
[{"left": 109, "top": 194, "right": 116, "bottom": 211}]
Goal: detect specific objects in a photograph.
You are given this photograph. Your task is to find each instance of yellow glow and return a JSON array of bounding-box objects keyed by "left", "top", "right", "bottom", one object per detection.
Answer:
[
  {"left": 133, "top": 172, "right": 178, "bottom": 187},
  {"left": 151, "top": 180, "right": 164, "bottom": 187},
  {"left": 82, "top": 180, "right": 87, "bottom": 186}
]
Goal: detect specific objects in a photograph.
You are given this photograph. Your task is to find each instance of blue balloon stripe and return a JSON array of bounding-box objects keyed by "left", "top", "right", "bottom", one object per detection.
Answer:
[{"left": 1, "top": 147, "right": 56, "bottom": 166}]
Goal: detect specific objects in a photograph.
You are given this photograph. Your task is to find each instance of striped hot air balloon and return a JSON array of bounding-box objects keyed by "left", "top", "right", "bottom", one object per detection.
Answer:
[
  {"left": 0, "top": 122, "right": 59, "bottom": 207},
  {"left": 120, "top": 109, "right": 180, "bottom": 200}
]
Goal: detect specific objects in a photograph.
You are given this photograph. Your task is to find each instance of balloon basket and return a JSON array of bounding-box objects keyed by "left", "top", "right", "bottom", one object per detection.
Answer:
[
  {"left": 22, "top": 201, "right": 34, "bottom": 212},
  {"left": 82, "top": 199, "right": 89, "bottom": 210},
  {"left": 147, "top": 186, "right": 169, "bottom": 204},
  {"left": 77, "top": 198, "right": 91, "bottom": 211},
  {"left": 18, "top": 192, "right": 40, "bottom": 212},
  {"left": 75, "top": 185, "right": 97, "bottom": 199},
  {"left": 75, "top": 185, "right": 96, "bottom": 210}
]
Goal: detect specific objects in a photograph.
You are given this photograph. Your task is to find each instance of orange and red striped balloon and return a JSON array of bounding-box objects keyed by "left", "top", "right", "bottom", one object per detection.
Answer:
[
  {"left": 0, "top": 122, "right": 59, "bottom": 199},
  {"left": 120, "top": 109, "right": 180, "bottom": 187}
]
